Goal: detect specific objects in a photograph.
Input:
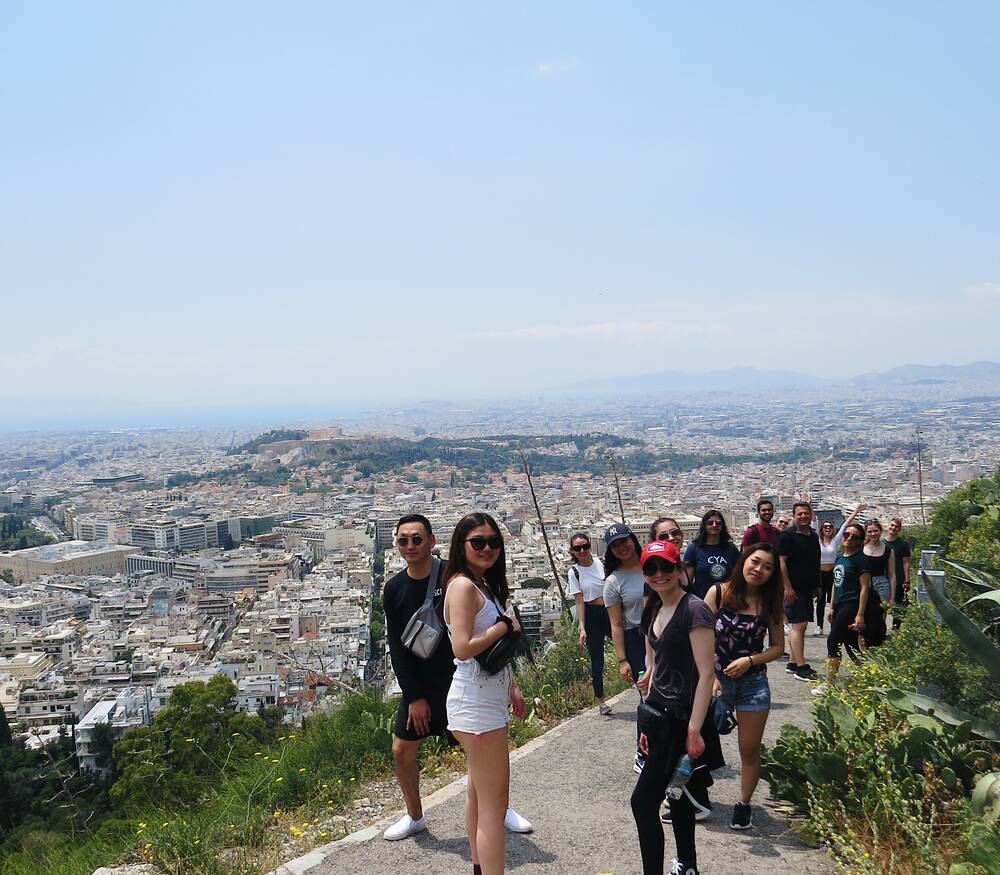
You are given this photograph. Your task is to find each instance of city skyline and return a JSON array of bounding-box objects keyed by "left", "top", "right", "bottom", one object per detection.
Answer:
[{"left": 2, "top": 3, "right": 999, "bottom": 429}]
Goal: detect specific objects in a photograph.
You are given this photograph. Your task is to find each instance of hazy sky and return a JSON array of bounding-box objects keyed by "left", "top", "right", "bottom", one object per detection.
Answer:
[{"left": 2, "top": 2, "right": 999, "bottom": 428}]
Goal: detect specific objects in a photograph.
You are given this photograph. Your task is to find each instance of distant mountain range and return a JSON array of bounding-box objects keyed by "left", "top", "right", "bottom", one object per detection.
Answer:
[
  {"left": 851, "top": 361, "right": 1000, "bottom": 386},
  {"left": 556, "top": 362, "right": 1000, "bottom": 396}
]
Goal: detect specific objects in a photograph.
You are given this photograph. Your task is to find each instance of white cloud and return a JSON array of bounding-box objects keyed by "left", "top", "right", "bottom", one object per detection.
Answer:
[
  {"left": 965, "top": 282, "right": 1000, "bottom": 304},
  {"left": 464, "top": 319, "right": 731, "bottom": 343},
  {"left": 536, "top": 61, "right": 572, "bottom": 75}
]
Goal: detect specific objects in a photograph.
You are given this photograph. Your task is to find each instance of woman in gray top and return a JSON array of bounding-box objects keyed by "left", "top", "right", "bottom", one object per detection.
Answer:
[{"left": 603, "top": 523, "right": 648, "bottom": 772}]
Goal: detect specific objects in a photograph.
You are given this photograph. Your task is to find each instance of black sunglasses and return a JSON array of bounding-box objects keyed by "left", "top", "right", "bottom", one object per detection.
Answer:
[
  {"left": 843, "top": 533, "right": 862, "bottom": 542},
  {"left": 570, "top": 543, "right": 591, "bottom": 552},
  {"left": 656, "top": 529, "right": 682, "bottom": 540},
  {"left": 396, "top": 535, "right": 424, "bottom": 546},
  {"left": 705, "top": 519, "right": 723, "bottom": 527},
  {"left": 467, "top": 535, "right": 502, "bottom": 551},
  {"left": 643, "top": 558, "right": 678, "bottom": 575}
]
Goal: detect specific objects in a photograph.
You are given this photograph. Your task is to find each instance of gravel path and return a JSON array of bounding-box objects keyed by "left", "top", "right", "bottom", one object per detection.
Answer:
[{"left": 291, "top": 635, "right": 836, "bottom": 875}]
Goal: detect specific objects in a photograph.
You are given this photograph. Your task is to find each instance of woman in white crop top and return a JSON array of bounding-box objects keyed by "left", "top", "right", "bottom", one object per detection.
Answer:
[
  {"left": 815, "top": 502, "right": 865, "bottom": 634},
  {"left": 443, "top": 512, "right": 526, "bottom": 875}
]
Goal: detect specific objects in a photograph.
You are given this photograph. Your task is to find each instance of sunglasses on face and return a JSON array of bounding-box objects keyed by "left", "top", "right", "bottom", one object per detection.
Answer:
[
  {"left": 396, "top": 535, "right": 424, "bottom": 547},
  {"left": 643, "top": 558, "right": 677, "bottom": 576},
  {"left": 656, "top": 529, "right": 682, "bottom": 540},
  {"left": 705, "top": 519, "right": 723, "bottom": 527},
  {"left": 467, "top": 535, "right": 502, "bottom": 552},
  {"left": 843, "top": 533, "right": 862, "bottom": 542},
  {"left": 570, "top": 543, "right": 591, "bottom": 552}
]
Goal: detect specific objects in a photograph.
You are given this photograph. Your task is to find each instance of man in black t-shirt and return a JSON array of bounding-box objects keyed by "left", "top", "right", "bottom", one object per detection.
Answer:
[
  {"left": 381, "top": 513, "right": 532, "bottom": 841},
  {"left": 778, "top": 502, "right": 821, "bottom": 682},
  {"left": 885, "top": 517, "right": 912, "bottom": 631}
]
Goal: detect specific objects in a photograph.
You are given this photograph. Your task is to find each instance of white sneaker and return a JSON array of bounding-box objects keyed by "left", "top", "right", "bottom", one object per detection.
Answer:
[
  {"left": 383, "top": 813, "right": 427, "bottom": 840},
  {"left": 504, "top": 808, "right": 533, "bottom": 833}
]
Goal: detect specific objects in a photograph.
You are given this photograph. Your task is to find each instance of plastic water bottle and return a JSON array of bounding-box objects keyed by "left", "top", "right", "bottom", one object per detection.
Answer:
[{"left": 666, "top": 754, "right": 695, "bottom": 799}]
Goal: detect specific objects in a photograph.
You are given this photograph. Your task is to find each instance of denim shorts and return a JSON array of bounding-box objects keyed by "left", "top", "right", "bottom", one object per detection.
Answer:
[{"left": 717, "top": 670, "right": 771, "bottom": 713}]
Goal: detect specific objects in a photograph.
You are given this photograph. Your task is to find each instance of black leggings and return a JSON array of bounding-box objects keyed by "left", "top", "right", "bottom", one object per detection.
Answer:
[
  {"left": 816, "top": 569, "right": 834, "bottom": 627},
  {"left": 583, "top": 602, "right": 611, "bottom": 698},
  {"left": 630, "top": 720, "right": 704, "bottom": 874},
  {"left": 827, "top": 600, "right": 861, "bottom": 661}
]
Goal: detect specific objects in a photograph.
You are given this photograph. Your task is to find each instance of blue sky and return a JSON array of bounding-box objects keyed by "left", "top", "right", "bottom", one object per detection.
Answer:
[{"left": 2, "top": 2, "right": 998, "bottom": 428}]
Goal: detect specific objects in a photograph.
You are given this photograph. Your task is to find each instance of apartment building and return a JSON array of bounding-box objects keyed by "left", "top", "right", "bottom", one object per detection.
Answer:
[{"left": 0, "top": 541, "right": 140, "bottom": 584}]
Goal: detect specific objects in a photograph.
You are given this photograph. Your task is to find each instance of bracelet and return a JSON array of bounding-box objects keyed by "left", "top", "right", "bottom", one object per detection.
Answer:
[
  {"left": 747, "top": 655, "right": 754, "bottom": 667},
  {"left": 618, "top": 658, "right": 628, "bottom": 665}
]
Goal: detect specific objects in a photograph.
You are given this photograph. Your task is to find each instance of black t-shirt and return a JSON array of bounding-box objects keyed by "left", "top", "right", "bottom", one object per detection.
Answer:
[
  {"left": 383, "top": 566, "right": 456, "bottom": 703},
  {"left": 647, "top": 594, "right": 715, "bottom": 707},
  {"left": 778, "top": 527, "right": 821, "bottom": 593},
  {"left": 865, "top": 544, "right": 890, "bottom": 578},
  {"left": 886, "top": 537, "right": 911, "bottom": 584}
]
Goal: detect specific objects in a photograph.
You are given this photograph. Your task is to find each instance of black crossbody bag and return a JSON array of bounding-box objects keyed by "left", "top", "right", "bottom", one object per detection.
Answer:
[{"left": 474, "top": 592, "right": 522, "bottom": 675}]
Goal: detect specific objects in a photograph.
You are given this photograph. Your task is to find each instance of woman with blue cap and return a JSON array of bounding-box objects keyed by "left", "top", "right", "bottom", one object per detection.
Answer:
[{"left": 602, "top": 522, "right": 648, "bottom": 772}]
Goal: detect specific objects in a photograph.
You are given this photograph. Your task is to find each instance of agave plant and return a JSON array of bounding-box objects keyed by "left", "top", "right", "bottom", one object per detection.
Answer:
[{"left": 922, "top": 566, "right": 1000, "bottom": 683}]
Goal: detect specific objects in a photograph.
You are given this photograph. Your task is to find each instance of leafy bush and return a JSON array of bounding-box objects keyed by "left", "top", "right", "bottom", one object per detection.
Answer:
[
  {"left": 512, "top": 620, "right": 628, "bottom": 737},
  {"left": 763, "top": 604, "right": 1000, "bottom": 874}
]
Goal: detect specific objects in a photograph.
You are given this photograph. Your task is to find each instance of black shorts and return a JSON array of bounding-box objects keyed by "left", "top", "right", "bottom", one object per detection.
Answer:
[
  {"left": 784, "top": 589, "right": 814, "bottom": 624},
  {"left": 393, "top": 690, "right": 458, "bottom": 744}
]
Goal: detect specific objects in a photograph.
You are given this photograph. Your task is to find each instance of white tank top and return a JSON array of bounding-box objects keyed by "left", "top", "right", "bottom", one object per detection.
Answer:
[{"left": 445, "top": 580, "right": 505, "bottom": 681}]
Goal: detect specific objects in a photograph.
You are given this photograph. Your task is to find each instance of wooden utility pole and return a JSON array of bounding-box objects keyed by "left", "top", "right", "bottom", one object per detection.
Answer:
[
  {"left": 916, "top": 426, "right": 927, "bottom": 526},
  {"left": 518, "top": 449, "right": 570, "bottom": 609},
  {"left": 605, "top": 450, "right": 627, "bottom": 524}
]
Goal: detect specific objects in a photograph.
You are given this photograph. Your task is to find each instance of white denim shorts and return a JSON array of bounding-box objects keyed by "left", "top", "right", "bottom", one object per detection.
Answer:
[{"left": 446, "top": 664, "right": 510, "bottom": 735}]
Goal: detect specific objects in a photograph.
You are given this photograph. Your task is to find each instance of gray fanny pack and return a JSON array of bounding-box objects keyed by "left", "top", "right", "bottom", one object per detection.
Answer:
[{"left": 401, "top": 557, "right": 444, "bottom": 660}]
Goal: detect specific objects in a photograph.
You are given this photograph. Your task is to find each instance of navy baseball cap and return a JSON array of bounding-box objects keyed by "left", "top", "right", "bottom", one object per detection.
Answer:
[{"left": 603, "top": 523, "right": 634, "bottom": 545}]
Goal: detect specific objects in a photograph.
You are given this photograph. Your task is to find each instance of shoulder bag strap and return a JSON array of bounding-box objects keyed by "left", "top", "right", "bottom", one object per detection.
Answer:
[{"left": 423, "top": 557, "right": 441, "bottom": 607}]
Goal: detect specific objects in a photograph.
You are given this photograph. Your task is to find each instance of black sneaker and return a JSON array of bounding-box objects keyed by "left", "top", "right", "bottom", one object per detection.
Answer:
[
  {"left": 794, "top": 664, "right": 819, "bottom": 682},
  {"left": 731, "top": 801, "right": 753, "bottom": 830},
  {"left": 785, "top": 662, "right": 798, "bottom": 674},
  {"left": 668, "top": 860, "right": 699, "bottom": 875}
]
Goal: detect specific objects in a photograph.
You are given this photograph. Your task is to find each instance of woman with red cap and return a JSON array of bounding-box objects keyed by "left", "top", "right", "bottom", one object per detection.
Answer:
[{"left": 632, "top": 539, "right": 721, "bottom": 875}]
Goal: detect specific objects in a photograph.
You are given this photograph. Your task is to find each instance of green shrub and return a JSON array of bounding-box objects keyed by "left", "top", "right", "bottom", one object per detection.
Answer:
[{"left": 763, "top": 604, "right": 1000, "bottom": 874}]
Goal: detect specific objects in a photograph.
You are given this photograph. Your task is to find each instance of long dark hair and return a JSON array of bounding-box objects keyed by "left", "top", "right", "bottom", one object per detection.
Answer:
[
  {"left": 442, "top": 512, "right": 509, "bottom": 607},
  {"left": 842, "top": 522, "right": 866, "bottom": 553},
  {"left": 693, "top": 509, "right": 732, "bottom": 547},
  {"left": 721, "top": 543, "right": 783, "bottom": 628},
  {"left": 648, "top": 516, "right": 679, "bottom": 541},
  {"left": 603, "top": 534, "right": 642, "bottom": 578},
  {"left": 569, "top": 531, "right": 590, "bottom": 565}
]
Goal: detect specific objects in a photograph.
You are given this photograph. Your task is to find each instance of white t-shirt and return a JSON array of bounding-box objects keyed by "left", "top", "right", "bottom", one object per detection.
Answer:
[{"left": 567, "top": 558, "right": 606, "bottom": 602}]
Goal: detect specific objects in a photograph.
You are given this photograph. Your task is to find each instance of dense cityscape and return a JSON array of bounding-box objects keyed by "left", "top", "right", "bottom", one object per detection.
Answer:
[{"left": 2, "top": 377, "right": 998, "bottom": 773}]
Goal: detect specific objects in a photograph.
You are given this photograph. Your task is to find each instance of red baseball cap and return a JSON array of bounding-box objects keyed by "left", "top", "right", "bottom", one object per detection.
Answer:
[{"left": 640, "top": 539, "right": 681, "bottom": 566}]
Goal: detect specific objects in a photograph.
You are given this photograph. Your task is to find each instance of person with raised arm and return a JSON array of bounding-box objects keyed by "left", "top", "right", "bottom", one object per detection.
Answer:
[
  {"left": 816, "top": 502, "right": 866, "bottom": 635},
  {"left": 631, "top": 540, "right": 721, "bottom": 875},
  {"left": 823, "top": 522, "right": 872, "bottom": 684}
]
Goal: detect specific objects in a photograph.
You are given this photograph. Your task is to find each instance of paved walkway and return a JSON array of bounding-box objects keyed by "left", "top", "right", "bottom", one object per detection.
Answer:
[{"left": 293, "top": 636, "right": 835, "bottom": 875}]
